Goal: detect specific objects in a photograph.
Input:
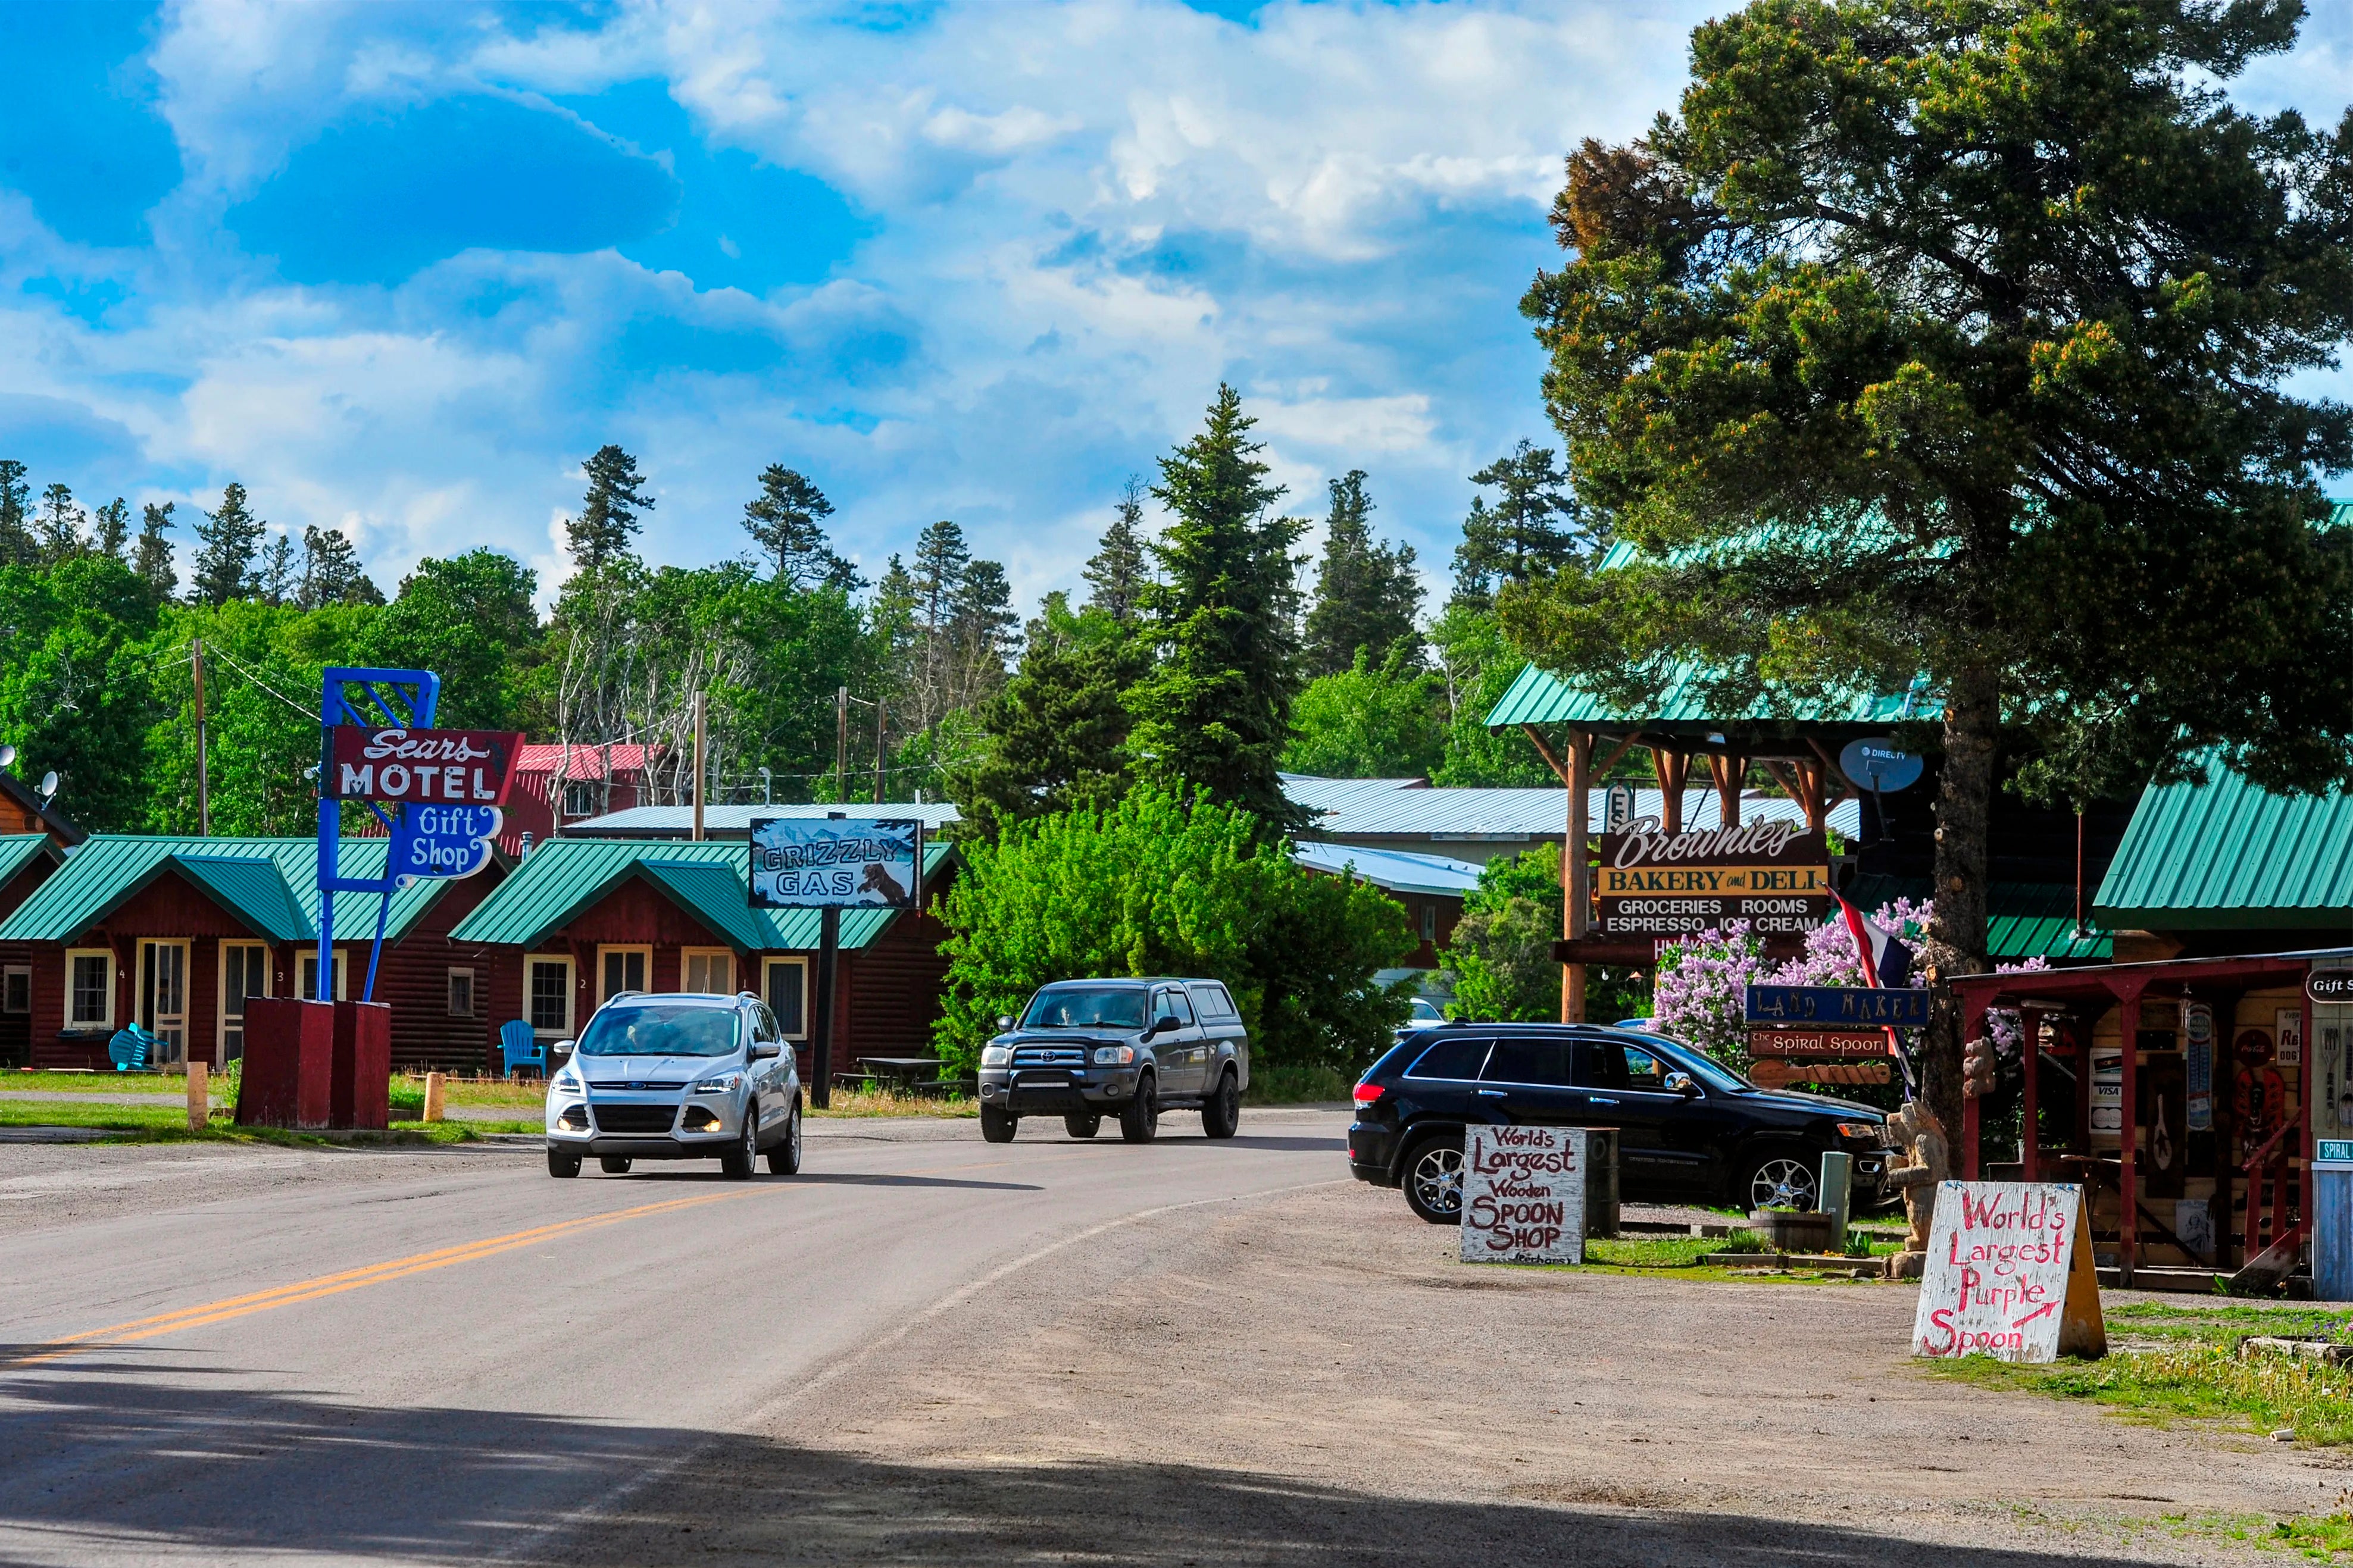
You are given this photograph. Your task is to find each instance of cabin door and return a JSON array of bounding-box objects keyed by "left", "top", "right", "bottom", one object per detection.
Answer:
[{"left": 138, "top": 940, "right": 189, "bottom": 1062}]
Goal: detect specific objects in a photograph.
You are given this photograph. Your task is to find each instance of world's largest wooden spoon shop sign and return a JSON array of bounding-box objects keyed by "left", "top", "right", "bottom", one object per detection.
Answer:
[
  {"left": 1460, "top": 1125, "right": 1587, "bottom": 1265},
  {"left": 1911, "top": 1182, "right": 2105, "bottom": 1363},
  {"left": 1595, "top": 821, "right": 1831, "bottom": 938}
]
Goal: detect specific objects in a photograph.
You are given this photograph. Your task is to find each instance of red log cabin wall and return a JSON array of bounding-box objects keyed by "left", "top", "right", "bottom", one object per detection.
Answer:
[
  {"left": 843, "top": 906, "right": 954, "bottom": 1060},
  {"left": 0, "top": 853, "right": 60, "bottom": 1065},
  {"left": 371, "top": 863, "right": 513, "bottom": 1075}
]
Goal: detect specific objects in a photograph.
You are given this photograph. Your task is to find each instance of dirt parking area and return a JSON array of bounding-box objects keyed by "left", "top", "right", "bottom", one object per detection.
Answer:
[{"left": 559, "top": 1179, "right": 2353, "bottom": 1567}]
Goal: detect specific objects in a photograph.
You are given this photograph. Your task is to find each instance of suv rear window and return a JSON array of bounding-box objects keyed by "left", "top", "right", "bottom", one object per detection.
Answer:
[
  {"left": 1481, "top": 1037, "right": 1575, "bottom": 1087},
  {"left": 1187, "top": 982, "right": 1239, "bottom": 1021},
  {"left": 1405, "top": 1036, "right": 1490, "bottom": 1081}
]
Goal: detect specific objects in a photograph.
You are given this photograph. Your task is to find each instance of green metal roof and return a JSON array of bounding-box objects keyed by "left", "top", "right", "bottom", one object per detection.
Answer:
[
  {"left": 1483, "top": 660, "right": 1933, "bottom": 730},
  {"left": 448, "top": 838, "right": 955, "bottom": 952},
  {"left": 2095, "top": 758, "right": 2353, "bottom": 929},
  {"left": 0, "top": 835, "right": 59, "bottom": 889},
  {"left": 1842, "top": 875, "right": 2111, "bottom": 962},
  {"left": 0, "top": 836, "right": 447, "bottom": 945}
]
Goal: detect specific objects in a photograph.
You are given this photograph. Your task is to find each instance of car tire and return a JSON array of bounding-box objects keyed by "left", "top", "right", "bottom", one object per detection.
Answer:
[
  {"left": 1402, "top": 1132, "right": 1466, "bottom": 1225},
  {"left": 1201, "top": 1070, "right": 1240, "bottom": 1140},
  {"left": 1064, "top": 1112, "right": 1102, "bottom": 1139},
  {"left": 547, "top": 1147, "right": 582, "bottom": 1179},
  {"left": 1118, "top": 1076, "right": 1158, "bottom": 1144},
  {"left": 1737, "top": 1148, "right": 1819, "bottom": 1212},
  {"left": 980, "top": 1104, "right": 1018, "bottom": 1143},
  {"left": 721, "top": 1109, "right": 758, "bottom": 1180},
  {"left": 766, "top": 1105, "right": 802, "bottom": 1175},
  {"left": 598, "top": 1156, "right": 633, "bottom": 1175}
]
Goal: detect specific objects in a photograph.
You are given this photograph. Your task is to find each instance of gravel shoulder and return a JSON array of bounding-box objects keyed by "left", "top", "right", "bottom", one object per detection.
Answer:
[{"left": 555, "top": 1178, "right": 2351, "bottom": 1567}]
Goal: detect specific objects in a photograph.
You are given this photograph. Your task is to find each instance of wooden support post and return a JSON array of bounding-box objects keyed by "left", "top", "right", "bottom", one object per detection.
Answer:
[
  {"left": 193, "top": 637, "right": 210, "bottom": 837},
  {"left": 2019, "top": 1009, "right": 2040, "bottom": 1182},
  {"left": 2119, "top": 985, "right": 2142, "bottom": 1287},
  {"left": 1652, "top": 748, "right": 1687, "bottom": 833},
  {"left": 835, "top": 686, "right": 850, "bottom": 802},
  {"left": 185, "top": 1059, "right": 208, "bottom": 1132},
  {"left": 691, "top": 691, "right": 707, "bottom": 842},
  {"left": 874, "top": 699, "right": 888, "bottom": 805},
  {"left": 422, "top": 1071, "right": 446, "bottom": 1123},
  {"left": 1563, "top": 730, "right": 1591, "bottom": 1024},
  {"left": 1707, "top": 752, "right": 1745, "bottom": 827}
]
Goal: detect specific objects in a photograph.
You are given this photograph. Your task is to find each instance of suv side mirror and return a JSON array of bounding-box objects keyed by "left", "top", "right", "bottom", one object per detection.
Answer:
[
  {"left": 1145, "top": 1015, "right": 1175, "bottom": 1037},
  {"left": 751, "top": 1040, "right": 781, "bottom": 1060},
  {"left": 550, "top": 1041, "right": 574, "bottom": 1069},
  {"left": 1663, "top": 1070, "right": 1698, "bottom": 1097},
  {"left": 996, "top": 1014, "right": 1015, "bottom": 1031}
]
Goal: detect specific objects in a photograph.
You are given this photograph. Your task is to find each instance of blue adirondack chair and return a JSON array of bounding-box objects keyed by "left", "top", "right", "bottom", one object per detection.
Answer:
[
  {"left": 499, "top": 1019, "right": 545, "bottom": 1078},
  {"left": 108, "top": 1024, "right": 158, "bottom": 1072}
]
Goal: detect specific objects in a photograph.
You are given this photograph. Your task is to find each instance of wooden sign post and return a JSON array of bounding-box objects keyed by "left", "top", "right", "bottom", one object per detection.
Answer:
[
  {"left": 1911, "top": 1181, "right": 2105, "bottom": 1362},
  {"left": 1460, "top": 1125, "right": 1587, "bottom": 1266}
]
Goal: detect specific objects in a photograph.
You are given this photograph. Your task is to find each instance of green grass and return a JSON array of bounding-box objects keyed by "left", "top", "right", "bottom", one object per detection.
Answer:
[
  {"left": 1927, "top": 1302, "right": 2353, "bottom": 1444},
  {"left": 1244, "top": 1062, "right": 1354, "bottom": 1105},
  {"left": 811, "top": 1085, "right": 979, "bottom": 1118},
  {"left": 1583, "top": 1231, "right": 1768, "bottom": 1269}
]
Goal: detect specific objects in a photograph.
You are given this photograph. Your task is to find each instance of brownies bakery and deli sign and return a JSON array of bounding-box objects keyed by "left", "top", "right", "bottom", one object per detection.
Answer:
[{"left": 1593, "top": 819, "right": 1832, "bottom": 938}]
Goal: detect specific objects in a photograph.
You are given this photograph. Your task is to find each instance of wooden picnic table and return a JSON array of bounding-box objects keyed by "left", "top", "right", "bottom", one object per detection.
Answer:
[{"left": 855, "top": 1056, "right": 946, "bottom": 1084}]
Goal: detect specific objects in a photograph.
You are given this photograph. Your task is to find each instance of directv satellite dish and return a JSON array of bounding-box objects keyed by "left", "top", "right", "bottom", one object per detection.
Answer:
[
  {"left": 0, "top": 744, "right": 15, "bottom": 769},
  {"left": 37, "top": 771, "right": 58, "bottom": 802},
  {"left": 1839, "top": 737, "right": 1924, "bottom": 793}
]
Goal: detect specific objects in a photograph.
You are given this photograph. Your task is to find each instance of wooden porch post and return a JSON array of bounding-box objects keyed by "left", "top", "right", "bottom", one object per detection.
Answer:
[
  {"left": 1705, "top": 752, "right": 1745, "bottom": 827},
  {"left": 1652, "top": 748, "right": 1687, "bottom": 833},
  {"left": 2117, "top": 981, "right": 2145, "bottom": 1288},
  {"left": 2019, "top": 1007, "right": 2040, "bottom": 1182},
  {"left": 1563, "top": 730, "right": 1591, "bottom": 1024}
]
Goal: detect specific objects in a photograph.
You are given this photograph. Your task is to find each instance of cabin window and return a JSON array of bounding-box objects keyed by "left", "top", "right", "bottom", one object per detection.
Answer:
[
  {"left": 528, "top": 956, "right": 574, "bottom": 1036},
  {"left": 682, "top": 949, "right": 735, "bottom": 996},
  {"left": 298, "top": 950, "right": 346, "bottom": 1001},
  {"left": 1421, "top": 903, "right": 1438, "bottom": 941},
  {"left": 220, "top": 943, "right": 270, "bottom": 1061},
  {"left": 66, "top": 949, "right": 113, "bottom": 1029},
  {"left": 563, "top": 782, "right": 598, "bottom": 818},
  {"left": 764, "top": 957, "right": 808, "bottom": 1038},
  {"left": 1, "top": 965, "right": 27, "bottom": 1015},
  {"left": 599, "top": 946, "right": 649, "bottom": 1004},
  {"left": 446, "top": 968, "right": 476, "bottom": 1019}
]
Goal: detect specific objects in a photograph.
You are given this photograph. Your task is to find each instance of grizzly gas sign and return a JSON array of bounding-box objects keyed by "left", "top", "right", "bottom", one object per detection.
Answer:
[
  {"left": 1593, "top": 819, "right": 1832, "bottom": 938},
  {"left": 328, "top": 728, "right": 523, "bottom": 806}
]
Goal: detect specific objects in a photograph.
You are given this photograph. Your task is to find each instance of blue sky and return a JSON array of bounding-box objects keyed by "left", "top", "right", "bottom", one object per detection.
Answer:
[{"left": 2, "top": 1, "right": 2349, "bottom": 611}]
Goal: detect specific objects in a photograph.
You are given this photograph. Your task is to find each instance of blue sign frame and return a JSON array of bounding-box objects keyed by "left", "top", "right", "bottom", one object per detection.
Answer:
[
  {"left": 1745, "top": 984, "right": 1932, "bottom": 1028},
  {"left": 317, "top": 667, "right": 441, "bottom": 1003}
]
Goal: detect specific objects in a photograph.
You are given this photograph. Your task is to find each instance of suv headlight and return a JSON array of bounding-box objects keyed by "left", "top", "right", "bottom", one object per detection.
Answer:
[
  {"left": 692, "top": 1072, "right": 744, "bottom": 1097},
  {"left": 1836, "top": 1122, "right": 1880, "bottom": 1142},
  {"left": 552, "top": 1068, "right": 583, "bottom": 1095},
  {"left": 1093, "top": 1045, "right": 1135, "bottom": 1065},
  {"left": 981, "top": 1045, "right": 1011, "bottom": 1068}
]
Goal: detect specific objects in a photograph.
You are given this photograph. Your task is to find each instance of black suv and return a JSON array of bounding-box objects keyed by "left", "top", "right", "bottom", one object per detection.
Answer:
[{"left": 1348, "top": 1024, "right": 1889, "bottom": 1223}]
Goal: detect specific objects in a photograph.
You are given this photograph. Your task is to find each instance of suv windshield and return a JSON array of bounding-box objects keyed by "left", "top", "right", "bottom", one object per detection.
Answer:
[
  {"left": 1023, "top": 985, "right": 1149, "bottom": 1030},
  {"left": 577, "top": 1003, "right": 739, "bottom": 1057}
]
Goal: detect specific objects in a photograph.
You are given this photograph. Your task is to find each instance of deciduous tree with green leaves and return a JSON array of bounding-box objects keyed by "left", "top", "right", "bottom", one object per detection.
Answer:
[
  {"left": 1283, "top": 646, "right": 1444, "bottom": 780},
  {"left": 1508, "top": 0, "right": 2353, "bottom": 1133}
]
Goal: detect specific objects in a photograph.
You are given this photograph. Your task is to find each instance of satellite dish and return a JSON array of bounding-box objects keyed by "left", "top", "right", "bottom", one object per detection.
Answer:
[
  {"left": 1838, "top": 737, "right": 1924, "bottom": 793},
  {"left": 37, "top": 771, "right": 58, "bottom": 802},
  {"left": 0, "top": 744, "right": 15, "bottom": 769}
]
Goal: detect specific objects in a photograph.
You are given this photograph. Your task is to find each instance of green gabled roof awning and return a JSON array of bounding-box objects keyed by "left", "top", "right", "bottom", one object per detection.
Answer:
[
  {"left": 1483, "top": 659, "right": 1933, "bottom": 731},
  {"left": 1842, "top": 875, "right": 2111, "bottom": 962},
  {"left": 449, "top": 838, "right": 958, "bottom": 952},
  {"left": 2095, "top": 757, "right": 2353, "bottom": 931},
  {"left": 0, "top": 836, "right": 448, "bottom": 945},
  {"left": 0, "top": 834, "right": 59, "bottom": 889}
]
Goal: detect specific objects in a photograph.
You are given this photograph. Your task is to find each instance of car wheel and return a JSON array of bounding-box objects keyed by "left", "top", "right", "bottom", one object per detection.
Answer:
[
  {"left": 1118, "top": 1076, "right": 1158, "bottom": 1144},
  {"left": 598, "top": 1155, "right": 633, "bottom": 1175},
  {"left": 1740, "top": 1151, "right": 1819, "bottom": 1212},
  {"left": 721, "top": 1109, "right": 758, "bottom": 1180},
  {"left": 1064, "top": 1112, "right": 1102, "bottom": 1139},
  {"left": 980, "top": 1104, "right": 1019, "bottom": 1143},
  {"left": 1201, "top": 1070, "right": 1240, "bottom": 1140},
  {"left": 546, "top": 1147, "right": 581, "bottom": 1179},
  {"left": 1402, "top": 1134, "right": 1465, "bottom": 1225},
  {"left": 766, "top": 1105, "right": 802, "bottom": 1175}
]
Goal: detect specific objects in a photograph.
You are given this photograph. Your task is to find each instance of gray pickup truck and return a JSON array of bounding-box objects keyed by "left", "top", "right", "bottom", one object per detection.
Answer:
[{"left": 976, "top": 977, "right": 1250, "bottom": 1144}]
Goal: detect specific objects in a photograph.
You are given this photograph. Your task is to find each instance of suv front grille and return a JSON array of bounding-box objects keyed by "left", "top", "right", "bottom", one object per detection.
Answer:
[
  {"left": 591, "top": 1103, "right": 677, "bottom": 1134},
  {"left": 588, "top": 1081, "right": 685, "bottom": 1091},
  {"left": 1013, "top": 1046, "right": 1088, "bottom": 1068}
]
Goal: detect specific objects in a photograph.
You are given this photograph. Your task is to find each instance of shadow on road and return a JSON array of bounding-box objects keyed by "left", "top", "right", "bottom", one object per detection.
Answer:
[{"left": 0, "top": 1370, "right": 2155, "bottom": 1566}]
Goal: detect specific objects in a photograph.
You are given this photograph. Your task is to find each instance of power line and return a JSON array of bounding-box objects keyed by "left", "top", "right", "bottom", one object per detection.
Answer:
[{"left": 200, "top": 642, "right": 321, "bottom": 722}]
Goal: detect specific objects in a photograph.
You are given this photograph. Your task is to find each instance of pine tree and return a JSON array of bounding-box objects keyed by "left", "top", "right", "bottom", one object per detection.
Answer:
[
  {"left": 952, "top": 592, "right": 1145, "bottom": 837},
  {"left": 566, "top": 445, "right": 654, "bottom": 571},
  {"left": 35, "top": 484, "right": 84, "bottom": 562},
  {"left": 0, "top": 461, "right": 27, "bottom": 567},
  {"left": 191, "top": 483, "right": 265, "bottom": 605},
  {"left": 133, "top": 502, "right": 176, "bottom": 602},
  {"left": 1450, "top": 441, "right": 1592, "bottom": 606},
  {"left": 740, "top": 464, "right": 854, "bottom": 589},
  {"left": 90, "top": 498, "right": 129, "bottom": 560},
  {"left": 1303, "top": 470, "right": 1422, "bottom": 677},
  {"left": 258, "top": 532, "right": 297, "bottom": 606},
  {"left": 298, "top": 525, "right": 382, "bottom": 608},
  {"left": 1125, "top": 384, "right": 1307, "bottom": 827},
  {"left": 949, "top": 557, "right": 1019, "bottom": 704},
  {"left": 1082, "top": 477, "right": 1151, "bottom": 624}
]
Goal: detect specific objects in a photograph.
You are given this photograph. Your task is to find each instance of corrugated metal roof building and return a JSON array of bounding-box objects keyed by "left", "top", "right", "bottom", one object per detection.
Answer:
[
  {"left": 0, "top": 834, "right": 66, "bottom": 1066},
  {"left": 2095, "top": 758, "right": 2353, "bottom": 951}
]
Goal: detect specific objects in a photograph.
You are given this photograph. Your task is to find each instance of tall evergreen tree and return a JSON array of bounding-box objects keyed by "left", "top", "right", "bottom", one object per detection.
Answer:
[
  {"left": 35, "top": 484, "right": 84, "bottom": 562},
  {"left": 1125, "top": 384, "right": 1307, "bottom": 827},
  {"left": 740, "top": 464, "right": 854, "bottom": 589},
  {"left": 0, "top": 461, "right": 27, "bottom": 567},
  {"left": 133, "top": 502, "right": 176, "bottom": 602},
  {"left": 1082, "top": 477, "right": 1151, "bottom": 624},
  {"left": 949, "top": 557, "right": 1019, "bottom": 705},
  {"left": 190, "top": 482, "right": 264, "bottom": 605},
  {"left": 1450, "top": 441, "right": 1592, "bottom": 606},
  {"left": 257, "top": 532, "right": 297, "bottom": 606},
  {"left": 1511, "top": 0, "right": 2353, "bottom": 1131},
  {"left": 90, "top": 498, "right": 129, "bottom": 560},
  {"left": 298, "top": 525, "right": 382, "bottom": 608},
  {"left": 1303, "top": 470, "right": 1422, "bottom": 677},
  {"left": 566, "top": 444, "right": 654, "bottom": 571}
]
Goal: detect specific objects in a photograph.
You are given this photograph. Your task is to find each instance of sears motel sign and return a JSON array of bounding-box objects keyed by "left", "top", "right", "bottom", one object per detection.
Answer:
[{"left": 328, "top": 728, "right": 523, "bottom": 806}]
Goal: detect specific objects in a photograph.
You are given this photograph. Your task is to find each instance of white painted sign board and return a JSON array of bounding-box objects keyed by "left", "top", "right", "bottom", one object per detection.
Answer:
[
  {"left": 1460, "top": 1125, "right": 1586, "bottom": 1266},
  {"left": 1911, "top": 1181, "right": 2105, "bottom": 1363}
]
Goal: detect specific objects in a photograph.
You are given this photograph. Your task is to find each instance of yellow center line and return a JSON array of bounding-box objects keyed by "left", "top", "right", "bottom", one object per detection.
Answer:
[{"left": 6, "top": 1188, "right": 756, "bottom": 1367}]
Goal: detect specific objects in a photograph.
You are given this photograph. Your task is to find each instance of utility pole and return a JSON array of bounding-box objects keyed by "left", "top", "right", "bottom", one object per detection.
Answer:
[
  {"left": 691, "top": 691, "right": 707, "bottom": 842},
  {"left": 193, "top": 638, "right": 210, "bottom": 837},
  {"left": 835, "top": 685, "right": 849, "bottom": 802},
  {"left": 873, "top": 699, "right": 886, "bottom": 805}
]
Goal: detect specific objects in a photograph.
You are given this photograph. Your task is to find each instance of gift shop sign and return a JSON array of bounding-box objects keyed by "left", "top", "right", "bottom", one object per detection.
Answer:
[
  {"left": 1594, "top": 821, "right": 1830, "bottom": 938},
  {"left": 1460, "top": 1125, "right": 1586, "bottom": 1266},
  {"left": 329, "top": 729, "right": 522, "bottom": 805},
  {"left": 1911, "top": 1181, "right": 2105, "bottom": 1363}
]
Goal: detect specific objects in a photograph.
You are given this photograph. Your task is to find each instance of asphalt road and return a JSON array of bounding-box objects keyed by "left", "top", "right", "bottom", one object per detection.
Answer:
[{"left": 0, "top": 1109, "right": 1347, "bottom": 1566}]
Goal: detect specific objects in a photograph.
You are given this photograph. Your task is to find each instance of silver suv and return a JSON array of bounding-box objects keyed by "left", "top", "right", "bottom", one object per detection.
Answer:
[
  {"left": 545, "top": 991, "right": 802, "bottom": 1179},
  {"left": 975, "top": 978, "right": 1250, "bottom": 1144}
]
